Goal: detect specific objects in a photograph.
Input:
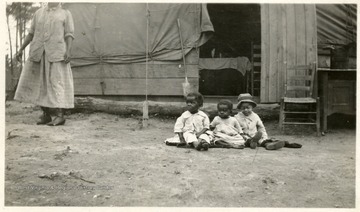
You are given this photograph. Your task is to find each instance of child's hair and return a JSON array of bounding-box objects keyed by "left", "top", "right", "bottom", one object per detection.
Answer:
[
  {"left": 186, "top": 92, "right": 204, "bottom": 107},
  {"left": 217, "top": 99, "right": 233, "bottom": 111}
]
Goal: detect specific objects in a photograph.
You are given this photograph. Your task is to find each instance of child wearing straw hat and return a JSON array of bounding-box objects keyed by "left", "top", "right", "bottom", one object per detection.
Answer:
[{"left": 234, "top": 93, "right": 285, "bottom": 150}]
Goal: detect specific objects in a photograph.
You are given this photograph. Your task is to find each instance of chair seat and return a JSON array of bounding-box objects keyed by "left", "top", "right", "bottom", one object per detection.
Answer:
[{"left": 283, "top": 97, "right": 317, "bottom": 103}]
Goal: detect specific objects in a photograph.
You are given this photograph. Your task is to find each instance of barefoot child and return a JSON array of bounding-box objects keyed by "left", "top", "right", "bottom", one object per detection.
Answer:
[
  {"left": 166, "top": 92, "right": 211, "bottom": 151},
  {"left": 235, "top": 93, "right": 285, "bottom": 150},
  {"left": 210, "top": 100, "right": 245, "bottom": 149}
]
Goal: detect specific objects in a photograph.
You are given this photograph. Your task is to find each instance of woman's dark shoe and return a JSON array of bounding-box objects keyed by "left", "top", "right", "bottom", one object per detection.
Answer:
[
  {"left": 37, "top": 114, "right": 52, "bottom": 125},
  {"left": 47, "top": 116, "right": 66, "bottom": 126}
]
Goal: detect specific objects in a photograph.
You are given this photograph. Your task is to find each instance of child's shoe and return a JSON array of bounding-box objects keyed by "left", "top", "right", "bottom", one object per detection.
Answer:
[
  {"left": 284, "top": 141, "right": 302, "bottom": 148},
  {"left": 202, "top": 141, "right": 209, "bottom": 151},
  {"left": 176, "top": 142, "right": 187, "bottom": 147},
  {"left": 265, "top": 140, "right": 285, "bottom": 150},
  {"left": 194, "top": 140, "right": 203, "bottom": 151},
  {"left": 249, "top": 131, "right": 262, "bottom": 149}
]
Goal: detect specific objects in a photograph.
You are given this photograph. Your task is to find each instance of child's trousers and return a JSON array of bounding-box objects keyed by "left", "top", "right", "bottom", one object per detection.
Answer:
[{"left": 183, "top": 131, "right": 212, "bottom": 145}]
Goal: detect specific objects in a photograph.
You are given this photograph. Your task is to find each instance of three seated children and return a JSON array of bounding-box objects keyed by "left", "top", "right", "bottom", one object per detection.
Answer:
[{"left": 166, "top": 92, "right": 292, "bottom": 151}]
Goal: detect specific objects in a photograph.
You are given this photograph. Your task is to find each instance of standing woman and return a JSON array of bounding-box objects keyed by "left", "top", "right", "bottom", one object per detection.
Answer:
[{"left": 15, "top": 2, "right": 75, "bottom": 126}]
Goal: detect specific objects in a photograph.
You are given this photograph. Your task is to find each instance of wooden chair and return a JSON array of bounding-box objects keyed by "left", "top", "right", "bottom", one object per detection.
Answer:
[{"left": 279, "top": 63, "right": 320, "bottom": 136}]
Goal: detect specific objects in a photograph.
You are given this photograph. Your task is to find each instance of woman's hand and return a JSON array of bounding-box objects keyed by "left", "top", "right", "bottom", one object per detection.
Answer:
[
  {"left": 64, "top": 50, "right": 71, "bottom": 63},
  {"left": 15, "top": 51, "right": 23, "bottom": 62}
]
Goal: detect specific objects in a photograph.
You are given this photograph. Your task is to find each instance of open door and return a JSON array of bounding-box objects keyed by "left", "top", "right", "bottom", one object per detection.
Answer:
[{"left": 199, "top": 4, "right": 261, "bottom": 97}]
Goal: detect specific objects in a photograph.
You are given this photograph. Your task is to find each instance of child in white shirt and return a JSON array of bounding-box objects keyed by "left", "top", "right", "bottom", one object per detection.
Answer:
[
  {"left": 210, "top": 100, "right": 245, "bottom": 149},
  {"left": 172, "top": 92, "right": 211, "bottom": 151}
]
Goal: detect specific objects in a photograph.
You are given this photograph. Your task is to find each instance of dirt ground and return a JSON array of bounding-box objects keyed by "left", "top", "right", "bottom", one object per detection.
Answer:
[{"left": 4, "top": 100, "right": 356, "bottom": 208}]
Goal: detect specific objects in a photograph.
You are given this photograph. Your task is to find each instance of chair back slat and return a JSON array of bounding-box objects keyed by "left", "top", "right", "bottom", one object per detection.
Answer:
[
  {"left": 286, "top": 86, "right": 311, "bottom": 91},
  {"left": 284, "top": 64, "right": 316, "bottom": 98}
]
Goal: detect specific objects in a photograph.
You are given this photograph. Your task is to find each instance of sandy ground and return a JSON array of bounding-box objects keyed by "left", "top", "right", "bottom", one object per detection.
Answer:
[{"left": 4, "top": 100, "right": 356, "bottom": 207}]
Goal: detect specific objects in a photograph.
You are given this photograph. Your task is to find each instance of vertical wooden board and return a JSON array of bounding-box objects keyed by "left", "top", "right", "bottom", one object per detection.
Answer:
[
  {"left": 304, "top": 4, "right": 317, "bottom": 66},
  {"left": 305, "top": 5, "right": 318, "bottom": 97},
  {"left": 268, "top": 5, "right": 280, "bottom": 102},
  {"left": 304, "top": 5, "right": 318, "bottom": 98},
  {"left": 285, "top": 4, "right": 297, "bottom": 97},
  {"left": 279, "top": 4, "right": 287, "bottom": 100},
  {"left": 274, "top": 5, "right": 284, "bottom": 102},
  {"left": 260, "top": 4, "right": 270, "bottom": 102},
  {"left": 295, "top": 5, "right": 307, "bottom": 97},
  {"left": 295, "top": 5, "right": 306, "bottom": 67},
  {"left": 285, "top": 5, "right": 296, "bottom": 69}
]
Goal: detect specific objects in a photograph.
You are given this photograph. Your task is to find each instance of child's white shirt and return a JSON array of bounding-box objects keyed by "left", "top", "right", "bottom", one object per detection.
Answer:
[
  {"left": 174, "top": 110, "right": 210, "bottom": 134},
  {"left": 210, "top": 116, "right": 243, "bottom": 134},
  {"left": 234, "top": 112, "right": 268, "bottom": 140}
]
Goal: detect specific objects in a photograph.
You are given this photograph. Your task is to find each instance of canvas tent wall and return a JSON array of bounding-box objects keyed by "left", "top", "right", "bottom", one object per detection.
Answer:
[
  {"left": 316, "top": 4, "right": 357, "bottom": 46},
  {"left": 65, "top": 3, "right": 213, "bottom": 96}
]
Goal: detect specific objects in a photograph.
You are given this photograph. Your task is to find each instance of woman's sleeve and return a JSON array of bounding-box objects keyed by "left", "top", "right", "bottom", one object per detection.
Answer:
[
  {"left": 28, "top": 11, "right": 37, "bottom": 35},
  {"left": 64, "top": 10, "right": 75, "bottom": 39}
]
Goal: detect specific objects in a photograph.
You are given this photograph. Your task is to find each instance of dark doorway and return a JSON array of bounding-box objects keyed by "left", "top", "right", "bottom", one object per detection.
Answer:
[{"left": 199, "top": 4, "right": 261, "bottom": 96}]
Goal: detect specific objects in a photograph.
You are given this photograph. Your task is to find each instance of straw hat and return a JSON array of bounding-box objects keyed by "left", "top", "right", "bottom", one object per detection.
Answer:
[{"left": 236, "top": 93, "right": 257, "bottom": 109}]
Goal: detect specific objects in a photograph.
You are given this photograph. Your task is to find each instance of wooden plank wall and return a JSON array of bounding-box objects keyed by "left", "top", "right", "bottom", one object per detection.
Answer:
[
  {"left": 72, "top": 49, "right": 199, "bottom": 96},
  {"left": 260, "top": 4, "right": 317, "bottom": 103}
]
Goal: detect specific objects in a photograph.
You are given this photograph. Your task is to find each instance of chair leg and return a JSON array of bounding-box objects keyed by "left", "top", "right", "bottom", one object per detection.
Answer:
[
  {"left": 316, "top": 97, "right": 321, "bottom": 136},
  {"left": 279, "top": 98, "right": 285, "bottom": 132}
]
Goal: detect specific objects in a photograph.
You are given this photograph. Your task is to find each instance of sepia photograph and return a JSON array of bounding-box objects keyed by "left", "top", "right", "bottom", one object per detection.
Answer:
[{"left": 3, "top": 1, "right": 357, "bottom": 209}]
